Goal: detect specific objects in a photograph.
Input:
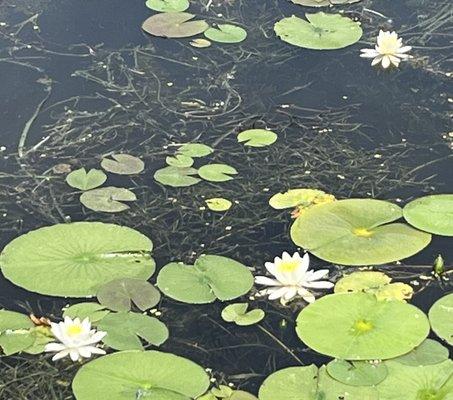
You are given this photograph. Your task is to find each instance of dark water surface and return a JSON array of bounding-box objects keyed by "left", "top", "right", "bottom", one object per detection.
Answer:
[{"left": 0, "top": 0, "right": 452, "bottom": 398}]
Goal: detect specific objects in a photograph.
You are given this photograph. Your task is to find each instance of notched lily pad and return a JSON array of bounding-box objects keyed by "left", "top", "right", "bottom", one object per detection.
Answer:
[
  {"left": 393, "top": 339, "right": 449, "bottom": 366},
  {"left": 142, "top": 12, "right": 209, "bottom": 38},
  {"left": 166, "top": 154, "right": 194, "bottom": 168},
  {"left": 190, "top": 38, "right": 212, "bottom": 48},
  {"left": 63, "top": 302, "right": 110, "bottom": 323},
  {"left": 145, "top": 0, "right": 189, "bottom": 12},
  {"left": 205, "top": 197, "right": 232, "bottom": 211},
  {"left": 154, "top": 166, "right": 201, "bottom": 187},
  {"left": 101, "top": 154, "right": 144, "bottom": 175},
  {"left": 198, "top": 164, "right": 237, "bottom": 182},
  {"left": 0, "top": 310, "right": 34, "bottom": 333},
  {"left": 221, "top": 303, "right": 265, "bottom": 326},
  {"left": 177, "top": 143, "right": 213, "bottom": 157},
  {"left": 80, "top": 186, "right": 136, "bottom": 213},
  {"left": 204, "top": 24, "right": 247, "bottom": 43},
  {"left": 66, "top": 168, "right": 106, "bottom": 191},
  {"left": 326, "top": 359, "right": 388, "bottom": 386},
  {"left": 269, "top": 188, "right": 335, "bottom": 210},
  {"left": 429, "top": 293, "right": 453, "bottom": 346},
  {"left": 291, "top": 0, "right": 362, "bottom": 7},
  {"left": 237, "top": 129, "right": 277, "bottom": 147}
]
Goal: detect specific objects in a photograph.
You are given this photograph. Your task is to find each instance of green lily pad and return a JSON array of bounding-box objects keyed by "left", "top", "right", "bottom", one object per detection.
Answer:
[
  {"left": 198, "top": 164, "right": 237, "bottom": 182},
  {"left": 237, "top": 129, "right": 277, "bottom": 147},
  {"left": 98, "top": 312, "right": 168, "bottom": 351},
  {"left": 101, "top": 154, "right": 144, "bottom": 175},
  {"left": 0, "top": 330, "right": 35, "bottom": 355},
  {"left": 259, "top": 365, "right": 319, "bottom": 400},
  {"left": 377, "top": 360, "right": 453, "bottom": 400},
  {"left": 269, "top": 188, "right": 335, "bottom": 210},
  {"left": 221, "top": 303, "right": 265, "bottom": 326},
  {"left": 72, "top": 350, "right": 210, "bottom": 400},
  {"left": 97, "top": 278, "right": 160, "bottom": 312},
  {"left": 334, "top": 271, "right": 414, "bottom": 301},
  {"left": 63, "top": 302, "right": 110, "bottom": 323},
  {"left": 230, "top": 392, "right": 258, "bottom": 400},
  {"left": 145, "top": 0, "right": 189, "bottom": 12},
  {"left": 274, "top": 12, "right": 362, "bottom": 50},
  {"left": 204, "top": 24, "right": 247, "bottom": 43},
  {"left": 66, "top": 168, "right": 107, "bottom": 191},
  {"left": 177, "top": 143, "right": 213, "bottom": 157},
  {"left": 142, "top": 12, "right": 209, "bottom": 38},
  {"left": 393, "top": 339, "right": 449, "bottom": 366},
  {"left": 166, "top": 154, "right": 194, "bottom": 168},
  {"left": 157, "top": 255, "right": 254, "bottom": 304},
  {"left": 429, "top": 293, "right": 453, "bottom": 346},
  {"left": 0, "top": 222, "right": 155, "bottom": 297},
  {"left": 291, "top": 0, "right": 362, "bottom": 7},
  {"left": 290, "top": 199, "right": 431, "bottom": 265},
  {"left": 205, "top": 198, "right": 232, "bottom": 212},
  {"left": 0, "top": 310, "right": 34, "bottom": 333},
  {"left": 296, "top": 293, "right": 430, "bottom": 360},
  {"left": 403, "top": 194, "right": 453, "bottom": 236},
  {"left": 326, "top": 359, "right": 388, "bottom": 386},
  {"left": 154, "top": 166, "right": 201, "bottom": 187},
  {"left": 80, "top": 186, "right": 136, "bottom": 213}
]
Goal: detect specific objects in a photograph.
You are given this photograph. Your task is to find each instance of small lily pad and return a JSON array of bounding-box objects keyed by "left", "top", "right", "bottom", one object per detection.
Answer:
[
  {"left": 326, "top": 359, "right": 388, "bottom": 386},
  {"left": 198, "top": 164, "right": 237, "bottom": 182},
  {"left": 98, "top": 312, "right": 168, "bottom": 351},
  {"left": 97, "top": 278, "right": 160, "bottom": 312},
  {"left": 145, "top": 0, "right": 189, "bottom": 12},
  {"left": 291, "top": 0, "right": 362, "bottom": 6},
  {"left": 66, "top": 168, "right": 106, "bottom": 191},
  {"left": 0, "top": 330, "right": 35, "bottom": 355},
  {"left": 0, "top": 310, "right": 33, "bottom": 333},
  {"left": 142, "top": 12, "right": 209, "bottom": 38},
  {"left": 429, "top": 293, "right": 453, "bottom": 346},
  {"left": 269, "top": 188, "right": 334, "bottom": 210},
  {"left": 221, "top": 303, "right": 265, "bottom": 326},
  {"left": 205, "top": 198, "right": 232, "bottom": 211},
  {"left": 101, "top": 154, "right": 144, "bottom": 175},
  {"left": 177, "top": 143, "right": 213, "bottom": 157},
  {"left": 274, "top": 12, "right": 363, "bottom": 50},
  {"left": 166, "top": 154, "right": 194, "bottom": 168},
  {"left": 237, "top": 129, "right": 277, "bottom": 147},
  {"left": 157, "top": 255, "right": 254, "bottom": 304},
  {"left": 204, "top": 24, "right": 247, "bottom": 43},
  {"left": 393, "top": 339, "right": 449, "bottom": 366},
  {"left": 190, "top": 38, "right": 212, "bottom": 48},
  {"left": 403, "top": 194, "right": 453, "bottom": 236},
  {"left": 63, "top": 302, "right": 110, "bottom": 323},
  {"left": 154, "top": 166, "right": 201, "bottom": 187},
  {"left": 80, "top": 186, "right": 136, "bottom": 213}
]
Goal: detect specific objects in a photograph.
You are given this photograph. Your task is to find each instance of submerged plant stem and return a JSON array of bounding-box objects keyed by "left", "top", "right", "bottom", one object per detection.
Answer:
[{"left": 257, "top": 325, "right": 303, "bottom": 365}]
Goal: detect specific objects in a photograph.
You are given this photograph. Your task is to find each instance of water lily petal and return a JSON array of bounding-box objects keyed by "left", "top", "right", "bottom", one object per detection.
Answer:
[
  {"left": 268, "top": 286, "right": 292, "bottom": 300},
  {"left": 303, "top": 280, "right": 334, "bottom": 289},
  {"left": 52, "top": 349, "right": 70, "bottom": 361},
  {"left": 255, "top": 276, "right": 282, "bottom": 286},
  {"left": 298, "top": 287, "right": 316, "bottom": 303},
  {"left": 381, "top": 56, "right": 391, "bottom": 69}
]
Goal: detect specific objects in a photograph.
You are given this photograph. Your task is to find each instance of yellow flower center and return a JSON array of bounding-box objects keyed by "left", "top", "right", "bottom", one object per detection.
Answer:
[
  {"left": 277, "top": 260, "right": 300, "bottom": 273},
  {"left": 378, "top": 37, "right": 399, "bottom": 55},
  {"left": 354, "top": 319, "right": 374, "bottom": 333},
  {"left": 353, "top": 228, "right": 374, "bottom": 238},
  {"left": 66, "top": 325, "right": 83, "bottom": 336}
]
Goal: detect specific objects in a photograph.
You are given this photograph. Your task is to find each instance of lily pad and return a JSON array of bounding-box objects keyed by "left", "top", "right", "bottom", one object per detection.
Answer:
[
  {"left": 205, "top": 198, "right": 232, "bottom": 211},
  {"left": 80, "top": 186, "right": 137, "bottom": 213},
  {"left": 204, "top": 24, "right": 247, "bottom": 43},
  {"left": 326, "top": 359, "right": 388, "bottom": 386},
  {"left": 142, "top": 12, "right": 209, "bottom": 38},
  {"left": 66, "top": 168, "right": 106, "bottom": 191},
  {"left": 198, "top": 164, "right": 237, "bottom": 182},
  {"left": 291, "top": 0, "right": 362, "bottom": 7},
  {"left": 97, "top": 278, "right": 160, "bottom": 312},
  {"left": 157, "top": 255, "right": 254, "bottom": 304},
  {"left": 0, "top": 310, "right": 33, "bottom": 333},
  {"left": 98, "top": 312, "right": 168, "bottom": 351},
  {"left": 269, "top": 188, "right": 335, "bottom": 210},
  {"left": 166, "top": 154, "right": 194, "bottom": 168},
  {"left": 0, "top": 222, "right": 155, "bottom": 297},
  {"left": 290, "top": 199, "right": 431, "bottom": 265},
  {"left": 145, "top": 0, "right": 189, "bottom": 12},
  {"left": 237, "top": 129, "right": 277, "bottom": 147},
  {"left": 403, "top": 194, "right": 453, "bottom": 236},
  {"left": 296, "top": 293, "right": 430, "bottom": 360},
  {"left": 429, "top": 293, "right": 453, "bottom": 346},
  {"left": 274, "top": 12, "right": 363, "bottom": 50},
  {"left": 0, "top": 330, "right": 35, "bottom": 355},
  {"left": 393, "top": 339, "right": 449, "bottom": 366},
  {"left": 63, "top": 302, "right": 110, "bottom": 323},
  {"left": 154, "top": 166, "right": 201, "bottom": 187},
  {"left": 230, "top": 392, "right": 258, "bottom": 400},
  {"left": 72, "top": 350, "right": 210, "bottom": 400},
  {"left": 101, "top": 154, "right": 144, "bottom": 175},
  {"left": 221, "top": 303, "right": 265, "bottom": 326},
  {"left": 177, "top": 143, "right": 213, "bottom": 157},
  {"left": 190, "top": 38, "right": 212, "bottom": 48},
  {"left": 377, "top": 360, "right": 453, "bottom": 400}
]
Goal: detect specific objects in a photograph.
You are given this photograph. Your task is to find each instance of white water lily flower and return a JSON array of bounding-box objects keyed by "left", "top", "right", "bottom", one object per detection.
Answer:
[
  {"left": 360, "top": 30, "right": 412, "bottom": 69},
  {"left": 255, "top": 252, "right": 334, "bottom": 305},
  {"left": 44, "top": 316, "right": 106, "bottom": 362}
]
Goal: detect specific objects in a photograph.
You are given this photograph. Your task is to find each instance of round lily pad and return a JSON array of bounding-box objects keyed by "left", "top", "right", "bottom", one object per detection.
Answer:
[
  {"left": 429, "top": 293, "right": 453, "bottom": 346},
  {"left": 269, "top": 188, "right": 334, "bottom": 209},
  {"left": 326, "top": 359, "right": 388, "bottom": 386},
  {"left": 204, "top": 24, "right": 247, "bottom": 43},
  {"left": 198, "top": 164, "right": 237, "bottom": 182},
  {"left": 377, "top": 360, "right": 453, "bottom": 400},
  {"left": 80, "top": 187, "right": 137, "bottom": 213},
  {"left": 154, "top": 166, "right": 201, "bottom": 187},
  {"left": 177, "top": 143, "right": 213, "bottom": 157},
  {"left": 157, "top": 255, "right": 253, "bottom": 304},
  {"left": 403, "top": 194, "right": 453, "bottom": 236},
  {"left": 145, "top": 0, "right": 189, "bottom": 12},
  {"left": 101, "top": 154, "right": 144, "bottom": 175},
  {"left": 237, "top": 129, "right": 277, "bottom": 147},
  {"left": 274, "top": 12, "right": 362, "bottom": 50},
  {"left": 63, "top": 303, "right": 110, "bottom": 323},
  {"left": 221, "top": 303, "right": 265, "bottom": 326},
  {"left": 0, "top": 310, "right": 33, "bottom": 333},
  {"left": 142, "top": 12, "right": 209, "bottom": 38},
  {"left": 166, "top": 154, "right": 194, "bottom": 168},
  {"left": 0, "top": 222, "right": 155, "bottom": 297},
  {"left": 66, "top": 168, "right": 106, "bottom": 191},
  {"left": 290, "top": 199, "right": 431, "bottom": 265},
  {"left": 296, "top": 293, "right": 430, "bottom": 360},
  {"left": 205, "top": 197, "right": 232, "bottom": 211},
  {"left": 291, "top": 0, "right": 362, "bottom": 6},
  {"left": 72, "top": 350, "right": 210, "bottom": 400},
  {"left": 393, "top": 339, "right": 449, "bottom": 366},
  {"left": 190, "top": 38, "right": 212, "bottom": 48}
]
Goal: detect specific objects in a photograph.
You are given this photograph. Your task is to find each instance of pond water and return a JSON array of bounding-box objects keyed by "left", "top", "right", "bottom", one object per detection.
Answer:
[{"left": 0, "top": 0, "right": 452, "bottom": 398}]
